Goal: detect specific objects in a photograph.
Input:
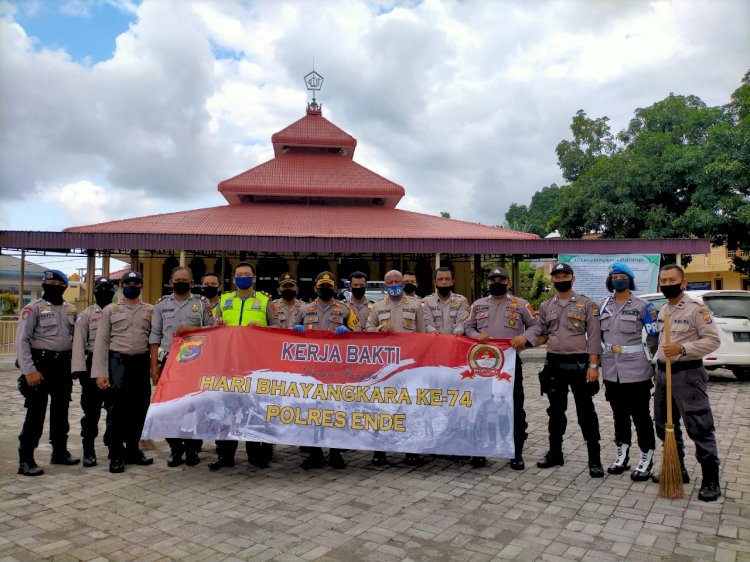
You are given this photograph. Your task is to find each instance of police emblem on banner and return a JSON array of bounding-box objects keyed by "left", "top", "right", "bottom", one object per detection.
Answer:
[
  {"left": 465, "top": 343, "right": 511, "bottom": 380},
  {"left": 177, "top": 335, "right": 207, "bottom": 364}
]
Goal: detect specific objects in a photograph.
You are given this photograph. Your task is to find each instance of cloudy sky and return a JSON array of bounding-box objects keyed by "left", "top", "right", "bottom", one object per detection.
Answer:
[{"left": 1, "top": 0, "right": 749, "bottom": 243}]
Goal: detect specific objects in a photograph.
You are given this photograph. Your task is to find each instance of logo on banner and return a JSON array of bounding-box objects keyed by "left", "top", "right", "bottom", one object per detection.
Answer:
[
  {"left": 466, "top": 343, "right": 511, "bottom": 380},
  {"left": 178, "top": 335, "right": 207, "bottom": 364}
]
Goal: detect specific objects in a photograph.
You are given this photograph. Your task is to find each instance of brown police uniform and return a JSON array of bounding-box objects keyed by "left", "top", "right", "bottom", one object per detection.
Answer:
[
  {"left": 366, "top": 295, "right": 425, "bottom": 333},
  {"left": 347, "top": 297, "right": 374, "bottom": 328},
  {"left": 301, "top": 300, "right": 361, "bottom": 332},
  {"left": 270, "top": 298, "right": 305, "bottom": 328},
  {"left": 422, "top": 292, "right": 470, "bottom": 335}
]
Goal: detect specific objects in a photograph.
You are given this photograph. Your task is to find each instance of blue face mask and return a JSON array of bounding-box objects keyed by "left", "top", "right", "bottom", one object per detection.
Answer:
[
  {"left": 386, "top": 284, "right": 403, "bottom": 297},
  {"left": 612, "top": 279, "right": 630, "bottom": 292},
  {"left": 235, "top": 276, "right": 254, "bottom": 290},
  {"left": 123, "top": 285, "right": 141, "bottom": 299}
]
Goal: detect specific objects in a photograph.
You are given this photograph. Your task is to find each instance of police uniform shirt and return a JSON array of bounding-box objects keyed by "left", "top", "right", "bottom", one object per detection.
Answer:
[
  {"left": 16, "top": 298, "right": 77, "bottom": 375},
  {"left": 149, "top": 294, "right": 214, "bottom": 353},
  {"left": 270, "top": 297, "right": 305, "bottom": 329},
  {"left": 598, "top": 295, "right": 658, "bottom": 383},
  {"left": 656, "top": 294, "right": 720, "bottom": 363},
  {"left": 215, "top": 291, "right": 278, "bottom": 326},
  {"left": 465, "top": 295, "right": 537, "bottom": 340},
  {"left": 71, "top": 304, "right": 104, "bottom": 373},
  {"left": 522, "top": 292, "right": 602, "bottom": 355},
  {"left": 366, "top": 295, "right": 425, "bottom": 333},
  {"left": 347, "top": 297, "right": 374, "bottom": 329},
  {"left": 92, "top": 300, "right": 154, "bottom": 379},
  {"left": 422, "top": 292, "right": 471, "bottom": 335},
  {"left": 301, "top": 299, "right": 361, "bottom": 331}
]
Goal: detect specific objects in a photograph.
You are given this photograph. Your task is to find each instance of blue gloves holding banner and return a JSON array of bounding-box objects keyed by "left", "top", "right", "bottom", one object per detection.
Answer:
[
  {"left": 293, "top": 325, "right": 305, "bottom": 333},
  {"left": 334, "top": 326, "right": 349, "bottom": 335}
]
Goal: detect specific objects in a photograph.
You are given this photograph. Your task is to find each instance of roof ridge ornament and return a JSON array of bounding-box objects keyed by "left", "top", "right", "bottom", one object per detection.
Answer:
[{"left": 304, "top": 69, "right": 324, "bottom": 113}]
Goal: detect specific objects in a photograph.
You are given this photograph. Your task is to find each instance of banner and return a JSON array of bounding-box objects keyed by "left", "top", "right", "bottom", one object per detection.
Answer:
[
  {"left": 558, "top": 253, "right": 660, "bottom": 301},
  {"left": 142, "top": 327, "right": 517, "bottom": 458}
]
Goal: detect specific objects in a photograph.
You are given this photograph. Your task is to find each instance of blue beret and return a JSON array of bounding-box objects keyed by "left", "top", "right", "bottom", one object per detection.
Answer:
[
  {"left": 43, "top": 269, "right": 69, "bottom": 285},
  {"left": 609, "top": 262, "right": 635, "bottom": 278}
]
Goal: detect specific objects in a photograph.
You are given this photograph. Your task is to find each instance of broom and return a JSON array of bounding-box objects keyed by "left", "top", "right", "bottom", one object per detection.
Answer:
[{"left": 658, "top": 311, "right": 684, "bottom": 499}]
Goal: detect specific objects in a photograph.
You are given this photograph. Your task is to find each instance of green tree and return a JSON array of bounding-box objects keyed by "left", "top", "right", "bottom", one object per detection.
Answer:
[{"left": 504, "top": 184, "right": 562, "bottom": 237}]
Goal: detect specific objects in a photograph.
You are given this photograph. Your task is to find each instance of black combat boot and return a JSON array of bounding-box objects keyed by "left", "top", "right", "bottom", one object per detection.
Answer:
[
  {"left": 698, "top": 461, "right": 721, "bottom": 502},
  {"left": 587, "top": 441, "right": 604, "bottom": 478},
  {"left": 18, "top": 450, "right": 44, "bottom": 476},
  {"left": 50, "top": 449, "right": 80, "bottom": 465},
  {"left": 537, "top": 450, "right": 564, "bottom": 469},
  {"left": 82, "top": 446, "right": 97, "bottom": 468},
  {"left": 301, "top": 447, "right": 326, "bottom": 470}
]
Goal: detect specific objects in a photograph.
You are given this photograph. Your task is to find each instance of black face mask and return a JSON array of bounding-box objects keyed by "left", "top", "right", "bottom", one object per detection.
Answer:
[
  {"left": 661, "top": 283, "right": 683, "bottom": 299},
  {"left": 553, "top": 281, "right": 573, "bottom": 293},
  {"left": 489, "top": 282, "right": 508, "bottom": 296},
  {"left": 404, "top": 283, "right": 417, "bottom": 295},
  {"left": 95, "top": 290, "right": 114, "bottom": 309},
  {"left": 351, "top": 287, "right": 366, "bottom": 299},
  {"left": 316, "top": 288, "right": 335, "bottom": 302},
  {"left": 42, "top": 284, "right": 66, "bottom": 304},
  {"left": 173, "top": 281, "right": 191, "bottom": 295},
  {"left": 281, "top": 289, "right": 297, "bottom": 301},
  {"left": 202, "top": 286, "right": 219, "bottom": 298},
  {"left": 123, "top": 285, "right": 141, "bottom": 299},
  {"left": 437, "top": 285, "right": 453, "bottom": 297}
]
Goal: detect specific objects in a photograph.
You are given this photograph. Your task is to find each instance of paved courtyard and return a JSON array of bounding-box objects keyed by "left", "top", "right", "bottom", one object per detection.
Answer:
[{"left": 1, "top": 354, "right": 748, "bottom": 562}]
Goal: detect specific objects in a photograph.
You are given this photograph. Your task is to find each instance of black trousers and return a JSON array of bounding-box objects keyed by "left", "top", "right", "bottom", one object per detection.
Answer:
[
  {"left": 108, "top": 351, "right": 150, "bottom": 458},
  {"left": 542, "top": 354, "right": 600, "bottom": 452},
  {"left": 80, "top": 353, "right": 111, "bottom": 452},
  {"left": 18, "top": 350, "right": 73, "bottom": 461},
  {"left": 513, "top": 358, "right": 527, "bottom": 458},
  {"left": 603, "top": 379, "right": 655, "bottom": 453},
  {"left": 216, "top": 440, "right": 272, "bottom": 460}
]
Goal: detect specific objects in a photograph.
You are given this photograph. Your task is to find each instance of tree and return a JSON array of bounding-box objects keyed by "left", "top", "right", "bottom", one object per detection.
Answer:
[
  {"left": 440, "top": 211, "right": 451, "bottom": 218},
  {"left": 504, "top": 184, "right": 562, "bottom": 237}
]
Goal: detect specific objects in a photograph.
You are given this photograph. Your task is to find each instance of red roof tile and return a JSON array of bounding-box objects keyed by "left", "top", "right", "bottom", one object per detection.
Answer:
[
  {"left": 65, "top": 204, "right": 539, "bottom": 241},
  {"left": 219, "top": 153, "right": 405, "bottom": 207},
  {"left": 271, "top": 108, "right": 357, "bottom": 156}
]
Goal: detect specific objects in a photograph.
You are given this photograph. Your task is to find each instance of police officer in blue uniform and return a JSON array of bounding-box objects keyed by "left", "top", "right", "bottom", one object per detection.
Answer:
[{"left": 16, "top": 270, "right": 80, "bottom": 476}]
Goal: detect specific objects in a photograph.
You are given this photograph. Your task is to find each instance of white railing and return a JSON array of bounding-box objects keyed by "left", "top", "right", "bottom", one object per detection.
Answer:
[{"left": 0, "top": 316, "right": 19, "bottom": 356}]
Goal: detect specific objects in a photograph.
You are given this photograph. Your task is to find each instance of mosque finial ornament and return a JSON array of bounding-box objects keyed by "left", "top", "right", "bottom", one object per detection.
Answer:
[{"left": 304, "top": 70, "right": 324, "bottom": 111}]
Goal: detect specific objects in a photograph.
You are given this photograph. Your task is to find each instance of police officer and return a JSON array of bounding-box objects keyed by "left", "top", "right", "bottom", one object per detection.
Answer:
[
  {"left": 403, "top": 270, "right": 420, "bottom": 298},
  {"left": 466, "top": 267, "right": 537, "bottom": 469},
  {"left": 294, "top": 271, "right": 361, "bottom": 469},
  {"left": 512, "top": 262, "right": 604, "bottom": 478},
  {"left": 209, "top": 261, "right": 278, "bottom": 471},
  {"left": 270, "top": 272, "right": 304, "bottom": 328},
  {"left": 422, "top": 267, "right": 470, "bottom": 336},
  {"left": 367, "top": 269, "right": 425, "bottom": 466},
  {"left": 92, "top": 271, "right": 155, "bottom": 473},
  {"left": 16, "top": 269, "right": 79, "bottom": 476},
  {"left": 201, "top": 272, "right": 222, "bottom": 316},
  {"left": 346, "top": 271, "right": 373, "bottom": 327},
  {"left": 598, "top": 262, "right": 659, "bottom": 480},
  {"left": 71, "top": 276, "right": 116, "bottom": 468},
  {"left": 150, "top": 266, "right": 214, "bottom": 467},
  {"left": 653, "top": 264, "right": 722, "bottom": 502}
]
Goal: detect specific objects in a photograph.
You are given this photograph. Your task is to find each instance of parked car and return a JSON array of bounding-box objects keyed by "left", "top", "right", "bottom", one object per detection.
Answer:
[
  {"left": 337, "top": 281, "right": 387, "bottom": 303},
  {"left": 639, "top": 290, "right": 750, "bottom": 381}
]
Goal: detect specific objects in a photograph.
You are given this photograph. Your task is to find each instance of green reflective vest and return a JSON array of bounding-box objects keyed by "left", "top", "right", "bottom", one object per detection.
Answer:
[{"left": 219, "top": 291, "right": 269, "bottom": 326}]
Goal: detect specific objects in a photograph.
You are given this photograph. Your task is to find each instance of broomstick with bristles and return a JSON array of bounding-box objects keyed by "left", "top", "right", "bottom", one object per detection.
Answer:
[{"left": 658, "top": 311, "right": 684, "bottom": 499}]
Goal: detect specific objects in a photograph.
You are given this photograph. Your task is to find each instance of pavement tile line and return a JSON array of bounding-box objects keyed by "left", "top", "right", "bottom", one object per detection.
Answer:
[{"left": 1, "top": 357, "right": 749, "bottom": 562}]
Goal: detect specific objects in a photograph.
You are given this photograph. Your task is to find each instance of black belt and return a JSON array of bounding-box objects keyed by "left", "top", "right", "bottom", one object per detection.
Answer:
[
  {"left": 657, "top": 360, "right": 702, "bottom": 372},
  {"left": 110, "top": 351, "right": 149, "bottom": 359},
  {"left": 546, "top": 352, "right": 588, "bottom": 363},
  {"left": 31, "top": 349, "right": 72, "bottom": 361}
]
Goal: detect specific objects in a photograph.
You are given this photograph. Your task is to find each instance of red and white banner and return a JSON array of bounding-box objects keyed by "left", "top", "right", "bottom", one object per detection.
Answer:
[{"left": 142, "top": 327, "right": 516, "bottom": 457}]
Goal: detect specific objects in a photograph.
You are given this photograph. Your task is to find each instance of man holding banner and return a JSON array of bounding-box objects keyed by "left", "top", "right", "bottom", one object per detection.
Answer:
[
  {"left": 468, "top": 267, "right": 537, "bottom": 469},
  {"left": 293, "top": 271, "right": 361, "bottom": 469}
]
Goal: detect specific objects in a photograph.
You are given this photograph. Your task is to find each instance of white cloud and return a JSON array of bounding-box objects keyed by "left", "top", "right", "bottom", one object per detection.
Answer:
[{"left": 1, "top": 0, "right": 748, "bottom": 233}]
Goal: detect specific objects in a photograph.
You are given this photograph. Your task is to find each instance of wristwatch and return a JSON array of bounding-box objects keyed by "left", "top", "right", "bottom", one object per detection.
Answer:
[
  {"left": 589, "top": 363, "right": 599, "bottom": 369},
  {"left": 680, "top": 345, "right": 687, "bottom": 357}
]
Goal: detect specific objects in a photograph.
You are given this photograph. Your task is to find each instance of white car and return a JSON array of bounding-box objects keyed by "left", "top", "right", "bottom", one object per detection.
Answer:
[{"left": 639, "top": 290, "right": 750, "bottom": 381}]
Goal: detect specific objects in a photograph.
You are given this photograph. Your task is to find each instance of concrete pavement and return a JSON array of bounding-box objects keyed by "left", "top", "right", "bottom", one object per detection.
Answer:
[{"left": 1, "top": 355, "right": 749, "bottom": 561}]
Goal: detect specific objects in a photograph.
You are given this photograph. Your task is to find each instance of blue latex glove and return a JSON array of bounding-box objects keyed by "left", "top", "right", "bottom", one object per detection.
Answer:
[
  {"left": 292, "top": 324, "right": 305, "bottom": 333},
  {"left": 334, "top": 326, "right": 349, "bottom": 335}
]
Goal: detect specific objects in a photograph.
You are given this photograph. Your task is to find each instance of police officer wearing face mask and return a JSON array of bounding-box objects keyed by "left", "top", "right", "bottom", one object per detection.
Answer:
[
  {"left": 294, "top": 271, "right": 361, "bottom": 469},
  {"left": 422, "top": 267, "right": 470, "bottom": 336},
  {"left": 71, "top": 277, "right": 116, "bottom": 468},
  {"left": 466, "top": 267, "right": 538, "bottom": 470},
  {"left": 149, "top": 266, "right": 214, "bottom": 468},
  {"left": 15, "top": 270, "right": 79, "bottom": 476},
  {"left": 201, "top": 272, "right": 222, "bottom": 316},
  {"left": 92, "top": 271, "right": 155, "bottom": 473},
  {"left": 270, "top": 272, "right": 304, "bottom": 328},
  {"left": 403, "top": 270, "right": 419, "bottom": 298},
  {"left": 653, "top": 264, "right": 722, "bottom": 502},
  {"left": 346, "top": 271, "right": 373, "bottom": 327},
  {"left": 598, "top": 262, "right": 659, "bottom": 481},
  {"left": 367, "top": 269, "right": 425, "bottom": 466},
  {"left": 210, "top": 262, "right": 279, "bottom": 471},
  {"left": 513, "top": 263, "right": 604, "bottom": 478}
]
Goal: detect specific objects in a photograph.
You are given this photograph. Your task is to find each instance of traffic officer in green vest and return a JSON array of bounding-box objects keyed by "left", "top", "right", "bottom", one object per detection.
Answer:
[
  {"left": 16, "top": 269, "right": 79, "bottom": 476},
  {"left": 209, "top": 262, "right": 278, "bottom": 471},
  {"left": 71, "top": 276, "right": 116, "bottom": 467},
  {"left": 294, "top": 271, "right": 361, "bottom": 469},
  {"left": 149, "top": 266, "right": 214, "bottom": 468}
]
